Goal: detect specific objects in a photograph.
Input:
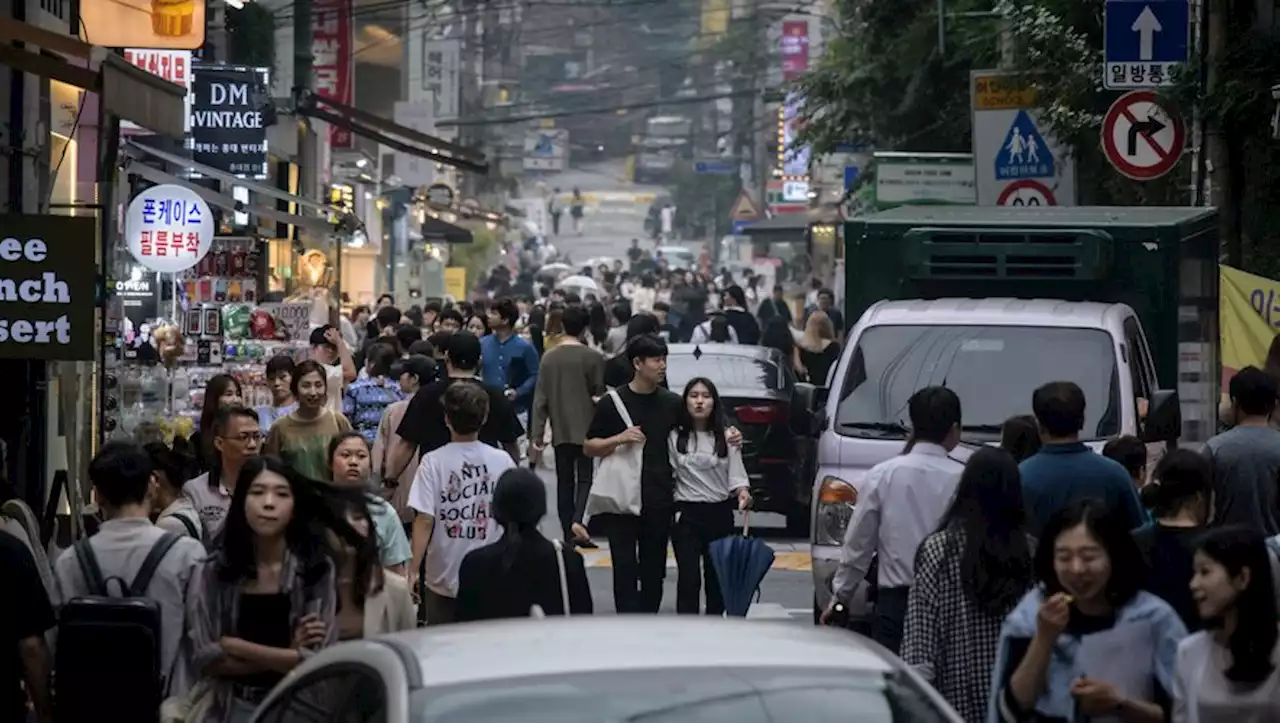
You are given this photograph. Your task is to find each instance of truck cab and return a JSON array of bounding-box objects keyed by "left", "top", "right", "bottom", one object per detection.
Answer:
[{"left": 800, "top": 206, "right": 1220, "bottom": 620}]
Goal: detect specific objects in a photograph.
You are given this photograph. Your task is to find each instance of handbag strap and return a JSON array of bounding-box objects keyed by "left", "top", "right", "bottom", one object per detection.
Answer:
[
  {"left": 608, "top": 389, "right": 635, "bottom": 429},
  {"left": 552, "top": 539, "right": 571, "bottom": 617}
]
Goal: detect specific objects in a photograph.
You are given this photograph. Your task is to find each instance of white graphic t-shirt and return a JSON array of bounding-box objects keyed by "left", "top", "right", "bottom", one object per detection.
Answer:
[{"left": 408, "top": 440, "right": 516, "bottom": 597}]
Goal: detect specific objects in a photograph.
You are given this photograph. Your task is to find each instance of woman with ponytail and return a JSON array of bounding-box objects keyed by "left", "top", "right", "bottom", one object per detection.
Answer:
[{"left": 454, "top": 468, "right": 593, "bottom": 621}]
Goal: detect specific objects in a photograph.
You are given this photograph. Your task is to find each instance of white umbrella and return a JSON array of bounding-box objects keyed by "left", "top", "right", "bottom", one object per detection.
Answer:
[
  {"left": 541, "top": 262, "right": 573, "bottom": 274},
  {"left": 557, "top": 274, "right": 600, "bottom": 292}
]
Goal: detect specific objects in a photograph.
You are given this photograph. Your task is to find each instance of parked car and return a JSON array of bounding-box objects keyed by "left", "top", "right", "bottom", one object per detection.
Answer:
[
  {"left": 249, "top": 617, "right": 966, "bottom": 723},
  {"left": 664, "top": 343, "right": 814, "bottom": 535}
]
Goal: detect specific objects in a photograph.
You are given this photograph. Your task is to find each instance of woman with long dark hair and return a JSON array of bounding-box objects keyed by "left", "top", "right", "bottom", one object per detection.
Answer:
[
  {"left": 668, "top": 377, "right": 751, "bottom": 615},
  {"left": 1134, "top": 449, "right": 1214, "bottom": 631},
  {"left": 901, "top": 447, "right": 1033, "bottom": 722},
  {"left": 190, "top": 374, "right": 243, "bottom": 474},
  {"left": 326, "top": 497, "right": 416, "bottom": 641},
  {"left": 989, "top": 500, "right": 1187, "bottom": 723},
  {"left": 587, "top": 301, "right": 610, "bottom": 350},
  {"left": 455, "top": 468, "right": 592, "bottom": 620},
  {"left": 1173, "top": 527, "right": 1279, "bottom": 722},
  {"left": 186, "top": 456, "right": 365, "bottom": 722},
  {"left": 760, "top": 315, "right": 804, "bottom": 378}
]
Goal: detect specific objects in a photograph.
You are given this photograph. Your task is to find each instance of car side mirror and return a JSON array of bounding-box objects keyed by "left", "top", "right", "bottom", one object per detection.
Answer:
[{"left": 1140, "top": 389, "right": 1181, "bottom": 443}]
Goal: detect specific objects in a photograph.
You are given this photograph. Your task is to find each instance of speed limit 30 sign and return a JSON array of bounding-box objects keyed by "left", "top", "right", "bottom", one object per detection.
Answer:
[{"left": 997, "top": 179, "right": 1057, "bottom": 206}]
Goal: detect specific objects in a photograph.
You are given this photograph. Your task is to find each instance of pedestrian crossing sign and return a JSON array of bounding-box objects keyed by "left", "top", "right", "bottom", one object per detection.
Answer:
[{"left": 995, "top": 110, "right": 1055, "bottom": 180}]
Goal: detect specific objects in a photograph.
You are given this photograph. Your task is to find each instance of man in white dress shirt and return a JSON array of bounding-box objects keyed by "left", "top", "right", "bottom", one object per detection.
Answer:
[{"left": 821, "top": 386, "right": 964, "bottom": 654}]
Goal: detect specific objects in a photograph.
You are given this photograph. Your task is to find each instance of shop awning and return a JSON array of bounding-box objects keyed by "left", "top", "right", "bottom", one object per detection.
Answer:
[
  {"left": 298, "top": 93, "right": 489, "bottom": 175},
  {"left": 122, "top": 160, "right": 342, "bottom": 237},
  {"left": 124, "top": 141, "right": 346, "bottom": 220},
  {"left": 0, "top": 18, "right": 185, "bottom": 136},
  {"left": 421, "top": 217, "right": 473, "bottom": 245}
]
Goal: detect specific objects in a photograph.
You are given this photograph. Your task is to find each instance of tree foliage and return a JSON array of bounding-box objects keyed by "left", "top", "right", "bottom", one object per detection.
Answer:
[{"left": 799, "top": 0, "right": 1280, "bottom": 273}]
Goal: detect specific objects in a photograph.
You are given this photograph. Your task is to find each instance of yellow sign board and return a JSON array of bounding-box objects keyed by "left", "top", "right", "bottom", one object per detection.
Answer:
[
  {"left": 972, "top": 72, "right": 1037, "bottom": 111},
  {"left": 729, "top": 190, "right": 761, "bottom": 221},
  {"left": 700, "top": 0, "right": 729, "bottom": 36},
  {"left": 82, "top": 0, "right": 207, "bottom": 50},
  {"left": 444, "top": 267, "right": 467, "bottom": 301}
]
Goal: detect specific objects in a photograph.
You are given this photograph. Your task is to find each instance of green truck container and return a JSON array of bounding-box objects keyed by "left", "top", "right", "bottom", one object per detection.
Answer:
[{"left": 842, "top": 206, "right": 1221, "bottom": 442}]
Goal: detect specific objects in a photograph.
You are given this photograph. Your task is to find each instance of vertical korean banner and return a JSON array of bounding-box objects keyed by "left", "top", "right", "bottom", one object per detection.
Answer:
[
  {"left": 779, "top": 19, "right": 809, "bottom": 81},
  {"left": 313, "top": 0, "right": 354, "bottom": 149}
]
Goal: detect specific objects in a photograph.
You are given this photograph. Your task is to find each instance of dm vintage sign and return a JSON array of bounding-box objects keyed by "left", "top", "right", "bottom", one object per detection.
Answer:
[
  {"left": 0, "top": 215, "right": 96, "bottom": 361},
  {"left": 191, "top": 65, "right": 270, "bottom": 177}
]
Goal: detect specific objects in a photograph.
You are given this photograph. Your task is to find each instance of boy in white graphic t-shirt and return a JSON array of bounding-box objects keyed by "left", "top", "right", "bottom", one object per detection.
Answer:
[{"left": 409, "top": 380, "right": 516, "bottom": 624}]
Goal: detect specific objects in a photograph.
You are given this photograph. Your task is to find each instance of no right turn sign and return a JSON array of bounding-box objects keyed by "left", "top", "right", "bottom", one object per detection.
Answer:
[{"left": 1101, "top": 90, "right": 1186, "bottom": 181}]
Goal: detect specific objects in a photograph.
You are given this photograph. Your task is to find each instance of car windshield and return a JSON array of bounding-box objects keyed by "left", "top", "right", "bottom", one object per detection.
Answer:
[
  {"left": 835, "top": 324, "right": 1120, "bottom": 439},
  {"left": 666, "top": 353, "right": 782, "bottom": 393},
  {"left": 416, "top": 667, "right": 950, "bottom": 723}
]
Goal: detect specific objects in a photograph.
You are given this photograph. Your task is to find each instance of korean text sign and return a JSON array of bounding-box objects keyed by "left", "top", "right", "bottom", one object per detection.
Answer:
[
  {"left": 313, "top": 0, "right": 354, "bottom": 149},
  {"left": 121, "top": 50, "right": 192, "bottom": 133},
  {"left": 191, "top": 65, "right": 270, "bottom": 177},
  {"left": 0, "top": 215, "right": 96, "bottom": 361},
  {"left": 125, "top": 184, "right": 215, "bottom": 274},
  {"left": 780, "top": 20, "right": 809, "bottom": 81},
  {"left": 1221, "top": 265, "right": 1280, "bottom": 387}
]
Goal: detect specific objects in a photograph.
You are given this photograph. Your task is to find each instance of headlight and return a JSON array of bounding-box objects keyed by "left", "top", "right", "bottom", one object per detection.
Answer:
[{"left": 813, "top": 476, "right": 858, "bottom": 546}]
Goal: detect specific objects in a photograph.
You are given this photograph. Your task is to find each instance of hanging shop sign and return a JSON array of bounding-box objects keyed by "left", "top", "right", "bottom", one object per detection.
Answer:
[
  {"left": 80, "top": 0, "right": 206, "bottom": 49},
  {"left": 313, "top": 0, "right": 355, "bottom": 149},
  {"left": 190, "top": 65, "right": 270, "bottom": 178},
  {"left": 125, "top": 184, "right": 215, "bottom": 273},
  {"left": 121, "top": 50, "right": 193, "bottom": 133},
  {"left": 0, "top": 215, "right": 96, "bottom": 361}
]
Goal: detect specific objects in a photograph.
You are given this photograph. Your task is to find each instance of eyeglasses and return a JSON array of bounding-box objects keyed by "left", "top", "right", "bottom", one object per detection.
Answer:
[{"left": 221, "top": 431, "right": 264, "bottom": 443}]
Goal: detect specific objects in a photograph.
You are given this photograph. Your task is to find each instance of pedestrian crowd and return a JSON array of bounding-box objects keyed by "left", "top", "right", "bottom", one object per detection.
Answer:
[
  {"left": 0, "top": 261, "right": 844, "bottom": 723},
  {"left": 824, "top": 370, "right": 1280, "bottom": 722}
]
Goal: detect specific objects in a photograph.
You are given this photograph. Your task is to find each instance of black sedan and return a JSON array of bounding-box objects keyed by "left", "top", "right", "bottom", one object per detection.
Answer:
[{"left": 664, "top": 343, "right": 814, "bottom": 535}]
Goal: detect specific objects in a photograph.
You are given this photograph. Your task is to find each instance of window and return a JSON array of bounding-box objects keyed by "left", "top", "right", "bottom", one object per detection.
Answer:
[
  {"left": 414, "top": 668, "right": 950, "bottom": 723},
  {"left": 258, "top": 665, "right": 387, "bottom": 723},
  {"left": 835, "top": 324, "right": 1122, "bottom": 439},
  {"left": 665, "top": 354, "right": 783, "bottom": 393}
]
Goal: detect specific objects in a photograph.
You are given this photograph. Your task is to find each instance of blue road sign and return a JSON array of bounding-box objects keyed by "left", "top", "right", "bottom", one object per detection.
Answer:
[
  {"left": 995, "top": 111, "right": 1055, "bottom": 181},
  {"left": 695, "top": 158, "right": 737, "bottom": 175},
  {"left": 843, "top": 166, "right": 860, "bottom": 191},
  {"left": 1104, "top": 0, "right": 1190, "bottom": 89}
]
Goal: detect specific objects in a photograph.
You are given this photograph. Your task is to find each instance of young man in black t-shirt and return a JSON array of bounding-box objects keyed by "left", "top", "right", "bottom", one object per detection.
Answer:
[
  {"left": 390, "top": 332, "right": 524, "bottom": 478},
  {"left": 586, "top": 333, "right": 681, "bottom": 613},
  {"left": 0, "top": 531, "right": 53, "bottom": 723}
]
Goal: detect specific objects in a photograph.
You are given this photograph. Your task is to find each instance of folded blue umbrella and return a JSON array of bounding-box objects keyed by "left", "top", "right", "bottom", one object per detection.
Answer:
[{"left": 709, "top": 532, "right": 776, "bottom": 617}]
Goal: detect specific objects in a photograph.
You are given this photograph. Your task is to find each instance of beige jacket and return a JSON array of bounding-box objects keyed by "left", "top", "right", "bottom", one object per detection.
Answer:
[
  {"left": 363, "top": 572, "right": 417, "bottom": 636},
  {"left": 372, "top": 400, "right": 418, "bottom": 523}
]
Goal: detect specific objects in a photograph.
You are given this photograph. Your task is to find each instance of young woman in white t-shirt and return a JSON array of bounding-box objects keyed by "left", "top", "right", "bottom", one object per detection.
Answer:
[
  {"left": 668, "top": 377, "right": 751, "bottom": 615},
  {"left": 1174, "top": 527, "right": 1280, "bottom": 723}
]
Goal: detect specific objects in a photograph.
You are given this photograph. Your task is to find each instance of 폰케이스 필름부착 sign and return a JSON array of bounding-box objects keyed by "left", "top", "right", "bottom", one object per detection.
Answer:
[{"left": 0, "top": 215, "right": 97, "bottom": 361}]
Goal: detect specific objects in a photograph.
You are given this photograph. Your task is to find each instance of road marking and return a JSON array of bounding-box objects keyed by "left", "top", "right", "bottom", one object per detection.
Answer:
[
  {"left": 745, "top": 603, "right": 812, "bottom": 620},
  {"left": 581, "top": 542, "right": 811, "bottom": 572}
]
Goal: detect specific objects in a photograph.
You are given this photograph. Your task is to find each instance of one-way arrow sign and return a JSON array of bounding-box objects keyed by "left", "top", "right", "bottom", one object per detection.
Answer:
[
  {"left": 1104, "top": 0, "right": 1189, "bottom": 90},
  {"left": 1132, "top": 6, "right": 1162, "bottom": 61}
]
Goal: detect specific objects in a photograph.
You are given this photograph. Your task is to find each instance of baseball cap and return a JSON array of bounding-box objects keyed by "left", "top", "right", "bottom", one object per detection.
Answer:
[
  {"left": 446, "top": 331, "right": 482, "bottom": 368},
  {"left": 309, "top": 325, "right": 337, "bottom": 347}
]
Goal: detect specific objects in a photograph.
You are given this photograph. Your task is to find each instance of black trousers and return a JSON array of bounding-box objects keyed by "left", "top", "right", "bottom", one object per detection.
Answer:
[
  {"left": 671, "top": 500, "right": 734, "bottom": 615},
  {"left": 873, "top": 586, "right": 911, "bottom": 654},
  {"left": 601, "top": 510, "right": 672, "bottom": 613},
  {"left": 554, "top": 443, "right": 593, "bottom": 541}
]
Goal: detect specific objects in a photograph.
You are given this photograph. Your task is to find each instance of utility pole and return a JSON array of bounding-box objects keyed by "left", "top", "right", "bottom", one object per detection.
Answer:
[
  {"left": 1205, "top": 0, "right": 1234, "bottom": 264},
  {"left": 293, "top": 0, "right": 316, "bottom": 205}
]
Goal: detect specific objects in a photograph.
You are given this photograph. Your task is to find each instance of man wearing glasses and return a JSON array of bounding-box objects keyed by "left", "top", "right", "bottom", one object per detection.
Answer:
[{"left": 182, "top": 405, "right": 262, "bottom": 540}]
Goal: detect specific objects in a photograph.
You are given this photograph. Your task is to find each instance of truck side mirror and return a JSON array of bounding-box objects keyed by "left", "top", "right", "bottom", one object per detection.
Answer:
[
  {"left": 790, "top": 383, "right": 829, "bottom": 437},
  {"left": 1140, "top": 389, "right": 1181, "bottom": 443}
]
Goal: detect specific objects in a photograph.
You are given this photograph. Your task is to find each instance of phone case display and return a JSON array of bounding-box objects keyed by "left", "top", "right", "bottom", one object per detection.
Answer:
[{"left": 187, "top": 238, "right": 261, "bottom": 303}]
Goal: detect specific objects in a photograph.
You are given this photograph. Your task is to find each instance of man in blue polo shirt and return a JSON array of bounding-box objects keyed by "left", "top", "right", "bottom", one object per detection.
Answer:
[
  {"left": 1020, "top": 380, "right": 1146, "bottom": 535},
  {"left": 480, "top": 297, "right": 540, "bottom": 414}
]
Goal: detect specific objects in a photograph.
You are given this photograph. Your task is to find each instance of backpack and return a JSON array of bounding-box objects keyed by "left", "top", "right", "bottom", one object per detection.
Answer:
[{"left": 55, "top": 533, "right": 183, "bottom": 723}]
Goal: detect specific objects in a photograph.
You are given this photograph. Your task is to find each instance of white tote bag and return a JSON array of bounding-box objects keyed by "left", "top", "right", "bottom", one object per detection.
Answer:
[{"left": 584, "top": 390, "right": 644, "bottom": 517}]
